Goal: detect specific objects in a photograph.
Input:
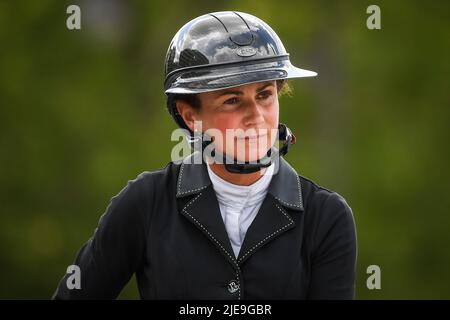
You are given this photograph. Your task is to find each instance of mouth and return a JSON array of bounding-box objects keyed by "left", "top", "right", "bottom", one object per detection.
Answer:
[{"left": 235, "top": 133, "right": 268, "bottom": 141}]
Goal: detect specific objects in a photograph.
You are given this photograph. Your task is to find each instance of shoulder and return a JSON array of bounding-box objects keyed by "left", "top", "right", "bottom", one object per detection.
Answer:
[
  {"left": 92, "top": 162, "right": 178, "bottom": 240},
  {"left": 299, "top": 175, "right": 353, "bottom": 214},
  {"left": 298, "top": 174, "right": 356, "bottom": 246},
  {"left": 128, "top": 162, "right": 174, "bottom": 187},
  {"left": 103, "top": 162, "right": 177, "bottom": 220},
  {"left": 118, "top": 161, "right": 177, "bottom": 198}
]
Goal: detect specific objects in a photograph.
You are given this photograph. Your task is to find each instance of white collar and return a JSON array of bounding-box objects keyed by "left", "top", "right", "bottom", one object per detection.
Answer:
[{"left": 206, "top": 163, "right": 275, "bottom": 209}]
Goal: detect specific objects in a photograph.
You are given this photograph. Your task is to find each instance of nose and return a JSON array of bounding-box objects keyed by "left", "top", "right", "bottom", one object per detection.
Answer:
[{"left": 243, "top": 98, "right": 265, "bottom": 127}]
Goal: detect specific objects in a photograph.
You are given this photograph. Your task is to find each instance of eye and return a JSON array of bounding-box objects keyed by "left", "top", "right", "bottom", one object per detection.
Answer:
[
  {"left": 257, "top": 90, "right": 273, "bottom": 100},
  {"left": 223, "top": 97, "right": 240, "bottom": 105}
]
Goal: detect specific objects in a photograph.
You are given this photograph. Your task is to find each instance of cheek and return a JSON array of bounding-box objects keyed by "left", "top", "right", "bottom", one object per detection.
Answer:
[
  {"left": 204, "top": 114, "right": 241, "bottom": 136},
  {"left": 266, "top": 100, "right": 279, "bottom": 144},
  {"left": 268, "top": 99, "right": 279, "bottom": 125},
  {"left": 217, "top": 114, "right": 241, "bottom": 131},
  {"left": 200, "top": 113, "right": 241, "bottom": 152}
]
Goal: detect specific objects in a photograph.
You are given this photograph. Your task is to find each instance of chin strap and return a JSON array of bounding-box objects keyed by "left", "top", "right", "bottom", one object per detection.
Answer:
[{"left": 188, "top": 123, "right": 297, "bottom": 174}]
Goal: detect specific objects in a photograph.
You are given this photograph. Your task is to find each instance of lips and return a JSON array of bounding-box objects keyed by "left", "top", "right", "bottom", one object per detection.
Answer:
[{"left": 235, "top": 133, "right": 268, "bottom": 140}]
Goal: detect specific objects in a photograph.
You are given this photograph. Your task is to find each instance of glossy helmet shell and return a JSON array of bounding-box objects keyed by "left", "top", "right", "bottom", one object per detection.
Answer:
[{"left": 164, "top": 11, "right": 317, "bottom": 131}]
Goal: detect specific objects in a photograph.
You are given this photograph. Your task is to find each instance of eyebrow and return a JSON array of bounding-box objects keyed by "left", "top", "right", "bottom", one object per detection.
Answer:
[{"left": 217, "top": 82, "right": 275, "bottom": 97}]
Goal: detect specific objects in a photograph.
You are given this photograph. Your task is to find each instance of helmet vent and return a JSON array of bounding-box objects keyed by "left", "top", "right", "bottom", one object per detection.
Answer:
[{"left": 209, "top": 12, "right": 254, "bottom": 46}]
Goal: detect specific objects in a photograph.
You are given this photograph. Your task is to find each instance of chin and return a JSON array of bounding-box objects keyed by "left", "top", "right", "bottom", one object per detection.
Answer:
[{"left": 231, "top": 145, "right": 271, "bottom": 163}]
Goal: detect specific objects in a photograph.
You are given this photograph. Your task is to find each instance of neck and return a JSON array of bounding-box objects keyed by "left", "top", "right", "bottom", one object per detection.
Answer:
[{"left": 208, "top": 162, "right": 267, "bottom": 186}]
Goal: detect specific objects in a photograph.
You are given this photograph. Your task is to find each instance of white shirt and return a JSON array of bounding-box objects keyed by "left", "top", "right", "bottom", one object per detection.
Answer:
[{"left": 206, "top": 163, "right": 275, "bottom": 258}]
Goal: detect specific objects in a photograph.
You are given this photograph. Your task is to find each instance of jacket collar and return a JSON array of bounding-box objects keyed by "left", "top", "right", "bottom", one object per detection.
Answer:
[{"left": 176, "top": 151, "right": 304, "bottom": 212}]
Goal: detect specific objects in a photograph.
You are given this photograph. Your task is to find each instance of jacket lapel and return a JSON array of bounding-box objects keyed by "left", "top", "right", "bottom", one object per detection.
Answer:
[
  {"left": 176, "top": 152, "right": 305, "bottom": 267},
  {"left": 236, "top": 156, "right": 303, "bottom": 264},
  {"left": 176, "top": 153, "right": 237, "bottom": 267},
  {"left": 236, "top": 193, "right": 295, "bottom": 265},
  {"left": 180, "top": 185, "right": 238, "bottom": 267}
]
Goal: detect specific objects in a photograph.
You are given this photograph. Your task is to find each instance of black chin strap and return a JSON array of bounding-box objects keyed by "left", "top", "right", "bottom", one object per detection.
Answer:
[{"left": 189, "top": 123, "right": 296, "bottom": 174}]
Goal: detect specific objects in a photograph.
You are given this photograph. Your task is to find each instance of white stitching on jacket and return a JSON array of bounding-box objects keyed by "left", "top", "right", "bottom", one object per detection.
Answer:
[
  {"left": 236, "top": 271, "right": 241, "bottom": 300},
  {"left": 273, "top": 174, "right": 303, "bottom": 208},
  {"left": 182, "top": 192, "right": 242, "bottom": 299},
  {"left": 177, "top": 162, "right": 184, "bottom": 195},
  {"left": 177, "top": 162, "right": 208, "bottom": 196},
  {"left": 237, "top": 203, "right": 294, "bottom": 263}
]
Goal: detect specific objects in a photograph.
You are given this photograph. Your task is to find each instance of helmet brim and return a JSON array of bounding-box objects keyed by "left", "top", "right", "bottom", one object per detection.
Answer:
[{"left": 164, "top": 59, "right": 317, "bottom": 95}]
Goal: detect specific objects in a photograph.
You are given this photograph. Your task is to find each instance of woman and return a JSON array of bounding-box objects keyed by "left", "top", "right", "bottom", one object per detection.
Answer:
[{"left": 53, "top": 11, "right": 357, "bottom": 300}]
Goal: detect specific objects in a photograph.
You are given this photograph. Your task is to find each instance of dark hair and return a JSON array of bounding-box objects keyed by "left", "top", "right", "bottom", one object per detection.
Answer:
[{"left": 174, "top": 79, "right": 291, "bottom": 110}]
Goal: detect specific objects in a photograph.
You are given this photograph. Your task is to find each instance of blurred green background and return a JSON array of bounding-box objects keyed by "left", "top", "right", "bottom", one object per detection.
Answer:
[{"left": 1, "top": 0, "right": 449, "bottom": 299}]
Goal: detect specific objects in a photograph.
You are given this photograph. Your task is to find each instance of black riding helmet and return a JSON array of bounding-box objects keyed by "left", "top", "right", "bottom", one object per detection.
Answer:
[{"left": 163, "top": 11, "right": 317, "bottom": 174}]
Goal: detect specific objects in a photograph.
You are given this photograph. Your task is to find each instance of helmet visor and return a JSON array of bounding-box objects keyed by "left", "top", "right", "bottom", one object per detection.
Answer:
[{"left": 164, "top": 57, "right": 317, "bottom": 95}]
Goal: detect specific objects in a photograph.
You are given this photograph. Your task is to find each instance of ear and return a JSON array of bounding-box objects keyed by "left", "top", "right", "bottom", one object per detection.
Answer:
[{"left": 176, "top": 100, "right": 199, "bottom": 132}]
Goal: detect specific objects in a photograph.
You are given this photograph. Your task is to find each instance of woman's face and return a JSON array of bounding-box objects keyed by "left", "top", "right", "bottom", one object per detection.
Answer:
[{"left": 189, "top": 80, "right": 279, "bottom": 162}]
